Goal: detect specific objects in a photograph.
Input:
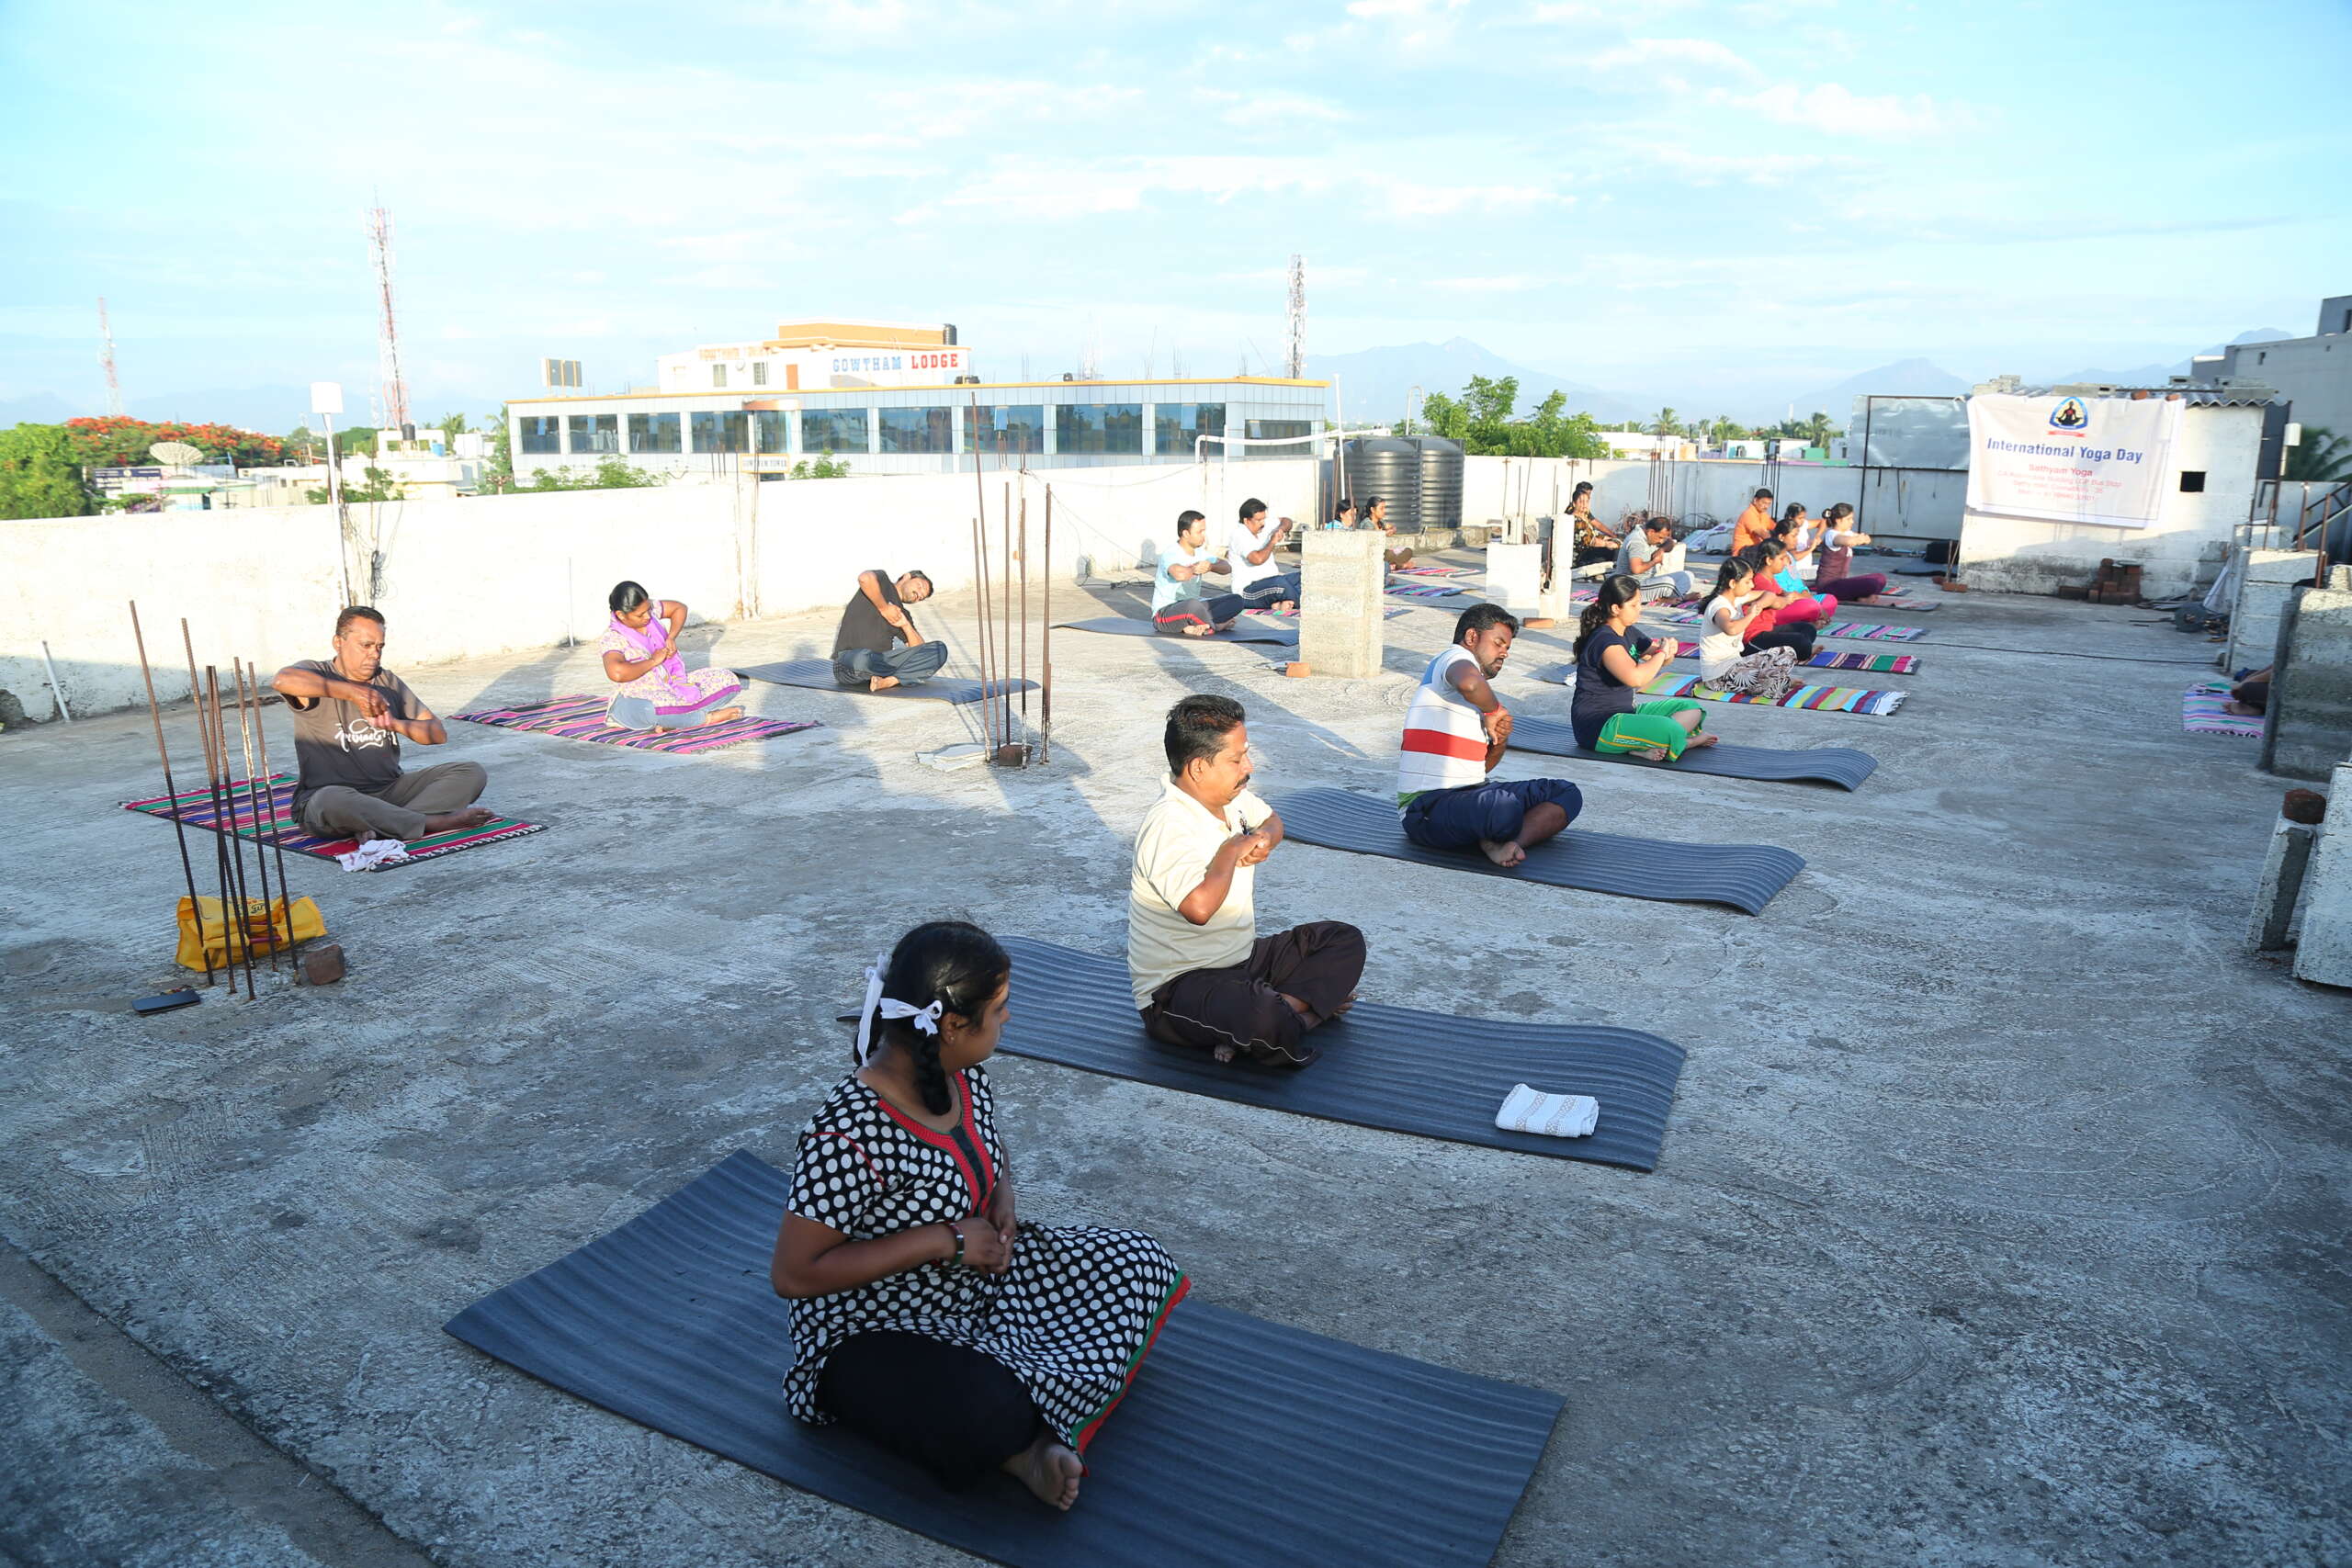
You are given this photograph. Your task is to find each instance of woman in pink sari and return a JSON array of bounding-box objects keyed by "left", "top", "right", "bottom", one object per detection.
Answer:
[{"left": 599, "top": 581, "right": 745, "bottom": 729}]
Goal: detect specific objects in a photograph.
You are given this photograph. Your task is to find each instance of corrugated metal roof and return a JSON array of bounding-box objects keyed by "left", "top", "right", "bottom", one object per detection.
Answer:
[{"left": 2034, "top": 383, "right": 2279, "bottom": 407}]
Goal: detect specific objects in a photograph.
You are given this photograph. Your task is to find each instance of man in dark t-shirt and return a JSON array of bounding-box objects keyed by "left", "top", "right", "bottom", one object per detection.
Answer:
[
  {"left": 270, "top": 606, "right": 494, "bottom": 843},
  {"left": 831, "top": 568, "right": 947, "bottom": 691}
]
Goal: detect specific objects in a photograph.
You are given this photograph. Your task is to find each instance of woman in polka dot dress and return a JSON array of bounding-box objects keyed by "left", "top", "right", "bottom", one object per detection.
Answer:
[{"left": 770, "top": 921, "right": 1188, "bottom": 1511}]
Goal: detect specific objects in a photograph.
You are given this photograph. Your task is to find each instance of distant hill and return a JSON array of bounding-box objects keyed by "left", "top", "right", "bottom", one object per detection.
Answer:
[
  {"left": 0, "top": 391, "right": 80, "bottom": 427},
  {"left": 2039, "top": 328, "right": 2294, "bottom": 389},
  {"left": 1306, "top": 337, "right": 1640, "bottom": 425},
  {"left": 1789, "top": 357, "right": 1972, "bottom": 419}
]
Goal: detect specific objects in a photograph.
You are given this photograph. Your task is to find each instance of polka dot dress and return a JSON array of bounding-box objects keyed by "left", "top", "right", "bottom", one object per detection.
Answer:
[{"left": 783, "top": 1066, "right": 1188, "bottom": 1450}]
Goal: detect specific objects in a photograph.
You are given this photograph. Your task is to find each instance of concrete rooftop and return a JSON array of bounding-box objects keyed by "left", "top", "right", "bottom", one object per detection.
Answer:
[{"left": 3, "top": 568, "right": 2347, "bottom": 1568}]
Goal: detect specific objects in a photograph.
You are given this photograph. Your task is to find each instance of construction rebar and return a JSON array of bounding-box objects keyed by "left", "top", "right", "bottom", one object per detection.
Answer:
[
  {"left": 243, "top": 655, "right": 300, "bottom": 966},
  {"left": 969, "top": 514, "right": 997, "bottom": 756},
  {"left": 1041, "top": 486, "right": 1054, "bottom": 764},
  {"left": 1001, "top": 480, "right": 1015, "bottom": 753},
  {"left": 183, "top": 624, "right": 241, "bottom": 998},
  {"left": 207, "top": 667, "right": 260, "bottom": 999},
  {"left": 129, "top": 603, "right": 211, "bottom": 986},
  {"left": 1018, "top": 487, "right": 1030, "bottom": 726},
  {"left": 231, "top": 660, "right": 278, "bottom": 972}
]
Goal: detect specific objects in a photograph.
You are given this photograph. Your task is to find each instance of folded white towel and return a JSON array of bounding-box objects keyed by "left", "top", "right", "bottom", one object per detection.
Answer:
[
  {"left": 1495, "top": 1083, "right": 1599, "bottom": 1139},
  {"left": 336, "top": 839, "right": 412, "bottom": 873}
]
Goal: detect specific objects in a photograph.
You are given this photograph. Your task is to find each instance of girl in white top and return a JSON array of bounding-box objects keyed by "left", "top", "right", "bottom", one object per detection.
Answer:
[{"left": 1693, "top": 558, "right": 1802, "bottom": 700}]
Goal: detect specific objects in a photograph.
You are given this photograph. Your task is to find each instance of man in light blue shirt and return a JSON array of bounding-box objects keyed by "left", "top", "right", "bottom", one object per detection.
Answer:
[{"left": 1151, "top": 510, "right": 1247, "bottom": 637}]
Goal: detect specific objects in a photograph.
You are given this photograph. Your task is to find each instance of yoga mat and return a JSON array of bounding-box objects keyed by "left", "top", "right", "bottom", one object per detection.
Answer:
[
  {"left": 1386, "top": 583, "right": 1464, "bottom": 599},
  {"left": 1636, "top": 641, "right": 1920, "bottom": 675},
  {"left": 1269, "top": 786, "right": 1803, "bottom": 914},
  {"left": 1502, "top": 714, "right": 1877, "bottom": 790},
  {"left": 453, "top": 694, "right": 819, "bottom": 753},
  {"left": 1392, "top": 565, "right": 1476, "bottom": 578},
  {"left": 1054, "top": 616, "right": 1298, "bottom": 647},
  {"left": 445, "top": 1152, "right": 1561, "bottom": 1568},
  {"left": 2183, "top": 681, "right": 2264, "bottom": 738},
  {"left": 996, "top": 937, "right": 1685, "bottom": 1169},
  {"left": 122, "top": 774, "right": 543, "bottom": 867},
  {"left": 1893, "top": 561, "right": 1948, "bottom": 575},
  {"left": 1642, "top": 672, "right": 1906, "bottom": 716},
  {"left": 1648, "top": 609, "right": 1926, "bottom": 642},
  {"left": 741, "top": 659, "right": 1036, "bottom": 705}
]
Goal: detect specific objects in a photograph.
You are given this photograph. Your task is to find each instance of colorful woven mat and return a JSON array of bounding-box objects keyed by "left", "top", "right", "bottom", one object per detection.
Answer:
[
  {"left": 2182, "top": 681, "right": 2263, "bottom": 738},
  {"left": 1387, "top": 582, "right": 1465, "bottom": 598},
  {"left": 454, "top": 694, "right": 819, "bottom": 753},
  {"left": 1642, "top": 673, "right": 1907, "bottom": 716},
  {"left": 1392, "top": 565, "right": 1476, "bottom": 578},
  {"left": 1655, "top": 640, "right": 1918, "bottom": 674},
  {"left": 123, "top": 774, "right": 544, "bottom": 867}
]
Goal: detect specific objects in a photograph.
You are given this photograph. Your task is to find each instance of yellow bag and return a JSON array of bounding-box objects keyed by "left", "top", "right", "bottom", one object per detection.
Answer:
[{"left": 175, "top": 895, "right": 326, "bottom": 972}]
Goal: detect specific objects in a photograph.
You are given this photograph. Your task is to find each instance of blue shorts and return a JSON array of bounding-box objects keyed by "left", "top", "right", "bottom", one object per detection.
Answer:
[{"left": 1401, "top": 777, "right": 1583, "bottom": 851}]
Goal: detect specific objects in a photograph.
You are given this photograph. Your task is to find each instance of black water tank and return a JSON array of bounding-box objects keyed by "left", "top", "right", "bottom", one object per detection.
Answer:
[
  {"left": 1411, "top": 436, "right": 1464, "bottom": 530},
  {"left": 1344, "top": 438, "right": 1419, "bottom": 532}
]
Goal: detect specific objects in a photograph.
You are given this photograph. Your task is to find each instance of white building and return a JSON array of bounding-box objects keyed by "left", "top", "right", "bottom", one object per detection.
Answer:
[
  {"left": 653, "top": 319, "right": 976, "bottom": 395},
  {"left": 2188, "top": 295, "right": 2352, "bottom": 447}
]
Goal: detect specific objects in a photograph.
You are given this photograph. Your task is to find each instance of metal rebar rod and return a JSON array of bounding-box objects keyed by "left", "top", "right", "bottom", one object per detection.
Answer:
[
  {"left": 969, "top": 513, "right": 996, "bottom": 755},
  {"left": 978, "top": 509, "right": 1000, "bottom": 747},
  {"left": 1018, "top": 486, "right": 1030, "bottom": 727},
  {"left": 1001, "top": 480, "right": 1014, "bottom": 752},
  {"left": 207, "top": 667, "right": 260, "bottom": 999},
  {"left": 1041, "top": 486, "right": 1053, "bottom": 764},
  {"left": 184, "top": 623, "right": 240, "bottom": 997},
  {"left": 231, "top": 660, "right": 278, "bottom": 972},
  {"left": 244, "top": 656, "right": 300, "bottom": 966},
  {"left": 130, "top": 603, "right": 212, "bottom": 986}
]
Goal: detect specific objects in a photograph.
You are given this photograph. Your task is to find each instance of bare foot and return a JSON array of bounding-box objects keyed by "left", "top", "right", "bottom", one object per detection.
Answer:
[
  {"left": 2223, "top": 701, "right": 2262, "bottom": 716},
  {"left": 700, "top": 705, "right": 744, "bottom": 726},
  {"left": 1630, "top": 746, "right": 1671, "bottom": 761},
  {"left": 1182, "top": 624, "right": 1216, "bottom": 637},
  {"left": 421, "top": 807, "right": 495, "bottom": 834},
  {"left": 1481, "top": 838, "right": 1527, "bottom": 868},
  {"left": 1002, "top": 1433, "right": 1083, "bottom": 1511},
  {"left": 868, "top": 675, "right": 901, "bottom": 692},
  {"left": 1688, "top": 732, "right": 1720, "bottom": 748}
]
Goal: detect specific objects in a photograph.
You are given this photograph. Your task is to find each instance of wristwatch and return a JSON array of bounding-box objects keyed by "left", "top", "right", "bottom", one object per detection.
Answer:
[{"left": 945, "top": 1220, "right": 967, "bottom": 1267}]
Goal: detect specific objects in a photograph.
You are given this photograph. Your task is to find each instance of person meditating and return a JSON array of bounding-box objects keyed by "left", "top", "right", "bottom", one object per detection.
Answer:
[
  {"left": 599, "top": 581, "right": 744, "bottom": 728},
  {"left": 833, "top": 568, "right": 946, "bottom": 692},
  {"left": 1227, "top": 497, "right": 1300, "bottom": 615},
  {"left": 1692, "top": 558, "right": 1803, "bottom": 700},
  {"left": 1396, "top": 603, "right": 1584, "bottom": 867},
  {"left": 1727, "top": 542, "right": 1822, "bottom": 661},
  {"left": 1151, "top": 511, "right": 1248, "bottom": 636},
  {"left": 1804, "top": 502, "right": 1893, "bottom": 604},
  {"left": 1129, "top": 694, "right": 1365, "bottom": 1067},
  {"left": 1750, "top": 534, "right": 1838, "bottom": 627},
  {"left": 1567, "top": 481, "right": 1619, "bottom": 567},
  {"left": 1730, "top": 487, "right": 1777, "bottom": 554},
  {"left": 1363, "top": 495, "right": 1414, "bottom": 569},
  {"left": 771, "top": 920, "right": 1186, "bottom": 1511},
  {"left": 271, "top": 607, "right": 493, "bottom": 844},
  {"left": 1616, "top": 515, "right": 1693, "bottom": 599},
  {"left": 1570, "top": 575, "right": 1717, "bottom": 762}
]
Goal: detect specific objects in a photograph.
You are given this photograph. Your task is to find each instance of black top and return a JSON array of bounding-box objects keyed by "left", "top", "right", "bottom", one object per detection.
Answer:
[
  {"left": 1569, "top": 626, "right": 1649, "bottom": 750},
  {"left": 282, "top": 660, "right": 426, "bottom": 811},
  {"left": 832, "top": 569, "right": 908, "bottom": 658}
]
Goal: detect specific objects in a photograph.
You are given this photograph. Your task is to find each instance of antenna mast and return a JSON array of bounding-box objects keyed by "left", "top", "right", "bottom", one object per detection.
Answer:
[
  {"left": 97, "top": 297, "right": 124, "bottom": 416},
  {"left": 367, "top": 203, "right": 412, "bottom": 431},
  {"left": 1285, "top": 254, "right": 1306, "bottom": 378}
]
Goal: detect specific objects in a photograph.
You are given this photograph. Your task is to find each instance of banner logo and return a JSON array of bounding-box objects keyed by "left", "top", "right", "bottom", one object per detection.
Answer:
[{"left": 2048, "top": 397, "right": 2088, "bottom": 434}]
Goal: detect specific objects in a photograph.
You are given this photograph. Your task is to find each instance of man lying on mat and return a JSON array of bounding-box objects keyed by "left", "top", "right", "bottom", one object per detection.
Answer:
[
  {"left": 600, "top": 581, "right": 744, "bottom": 729},
  {"left": 1129, "top": 694, "right": 1364, "bottom": 1067},
  {"left": 1150, "top": 511, "right": 1248, "bottom": 637},
  {"left": 1398, "top": 602, "right": 1585, "bottom": 867},
  {"left": 833, "top": 568, "right": 945, "bottom": 692},
  {"left": 271, "top": 606, "right": 494, "bottom": 844},
  {"left": 772, "top": 920, "right": 1185, "bottom": 1511}
]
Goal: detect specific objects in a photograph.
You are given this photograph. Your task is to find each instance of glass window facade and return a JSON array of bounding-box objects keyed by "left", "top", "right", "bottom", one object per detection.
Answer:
[
  {"left": 690, "top": 411, "right": 751, "bottom": 453},
  {"left": 567, "top": 413, "right": 619, "bottom": 454},
  {"left": 801, "top": 408, "right": 869, "bottom": 454},
  {"left": 750, "top": 411, "right": 788, "bottom": 453},
  {"left": 1154, "top": 402, "right": 1225, "bottom": 455},
  {"left": 1245, "top": 417, "right": 1314, "bottom": 457},
  {"left": 1057, "top": 403, "right": 1143, "bottom": 455},
  {"left": 628, "top": 412, "right": 681, "bottom": 454},
  {"left": 966, "top": 405, "right": 1045, "bottom": 454},
  {"left": 518, "top": 414, "right": 561, "bottom": 454},
  {"left": 878, "top": 406, "right": 953, "bottom": 454}
]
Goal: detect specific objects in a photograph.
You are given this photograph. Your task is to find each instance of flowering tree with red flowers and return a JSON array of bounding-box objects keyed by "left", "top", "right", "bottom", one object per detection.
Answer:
[{"left": 62, "top": 416, "right": 286, "bottom": 468}]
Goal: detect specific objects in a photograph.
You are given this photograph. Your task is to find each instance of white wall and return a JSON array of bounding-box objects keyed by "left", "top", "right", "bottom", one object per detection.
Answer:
[
  {"left": 1958, "top": 405, "right": 2261, "bottom": 598},
  {"left": 0, "top": 459, "right": 1317, "bottom": 724},
  {"left": 1453, "top": 456, "right": 1965, "bottom": 542}
]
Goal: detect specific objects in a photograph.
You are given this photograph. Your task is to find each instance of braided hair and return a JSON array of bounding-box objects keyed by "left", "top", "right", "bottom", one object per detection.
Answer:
[
  {"left": 1573, "top": 573, "right": 1643, "bottom": 657},
  {"left": 865, "top": 920, "right": 1010, "bottom": 1115}
]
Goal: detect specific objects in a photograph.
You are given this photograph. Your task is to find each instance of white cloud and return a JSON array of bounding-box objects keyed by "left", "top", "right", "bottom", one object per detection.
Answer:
[
  {"left": 1346, "top": 0, "right": 1466, "bottom": 15},
  {"left": 1426, "top": 275, "right": 1550, "bottom": 293},
  {"left": 1385, "top": 183, "right": 1566, "bottom": 217},
  {"left": 1724, "top": 83, "right": 1964, "bottom": 137},
  {"left": 1644, "top": 145, "right": 1835, "bottom": 186},
  {"left": 1587, "top": 37, "right": 1761, "bottom": 81}
]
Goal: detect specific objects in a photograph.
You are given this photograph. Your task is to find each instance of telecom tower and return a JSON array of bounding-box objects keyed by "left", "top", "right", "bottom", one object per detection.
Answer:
[
  {"left": 96, "top": 297, "right": 124, "bottom": 416},
  {"left": 1285, "top": 254, "right": 1306, "bottom": 378},
  {"left": 367, "top": 204, "right": 412, "bottom": 432}
]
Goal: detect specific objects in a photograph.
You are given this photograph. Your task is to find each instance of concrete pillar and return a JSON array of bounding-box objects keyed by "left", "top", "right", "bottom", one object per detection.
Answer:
[
  {"left": 2226, "top": 548, "right": 2319, "bottom": 675},
  {"left": 2292, "top": 762, "right": 2352, "bottom": 987},
  {"left": 1298, "top": 528, "right": 1385, "bottom": 678},
  {"left": 2248, "top": 818, "right": 2318, "bottom": 951},
  {"left": 2266, "top": 582, "right": 2352, "bottom": 781},
  {"left": 1487, "top": 541, "right": 1544, "bottom": 615}
]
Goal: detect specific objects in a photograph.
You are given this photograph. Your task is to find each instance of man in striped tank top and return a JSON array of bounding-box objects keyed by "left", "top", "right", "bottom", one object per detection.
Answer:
[{"left": 1396, "top": 604, "right": 1583, "bottom": 869}]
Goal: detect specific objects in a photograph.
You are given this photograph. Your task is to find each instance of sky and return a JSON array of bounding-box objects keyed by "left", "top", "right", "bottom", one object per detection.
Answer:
[{"left": 3, "top": 0, "right": 2348, "bottom": 425}]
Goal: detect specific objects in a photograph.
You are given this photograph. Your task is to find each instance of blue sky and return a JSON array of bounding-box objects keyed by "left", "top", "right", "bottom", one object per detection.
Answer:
[{"left": 3, "top": 0, "right": 2347, "bottom": 423}]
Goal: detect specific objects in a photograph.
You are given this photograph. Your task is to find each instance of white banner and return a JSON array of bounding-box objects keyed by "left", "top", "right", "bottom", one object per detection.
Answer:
[{"left": 1964, "top": 393, "right": 2182, "bottom": 530}]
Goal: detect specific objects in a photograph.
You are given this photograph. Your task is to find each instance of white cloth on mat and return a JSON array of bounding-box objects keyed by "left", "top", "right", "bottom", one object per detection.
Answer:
[
  {"left": 336, "top": 839, "right": 412, "bottom": 873},
  {"left": 1495, "top": 1083, "right": 1599, "bottom": 1138}
]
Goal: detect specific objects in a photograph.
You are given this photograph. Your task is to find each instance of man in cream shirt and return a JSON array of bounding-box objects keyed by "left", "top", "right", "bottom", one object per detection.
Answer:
[{"left": 1126, "top": 694, "right": 1365, "bottom": 1068}]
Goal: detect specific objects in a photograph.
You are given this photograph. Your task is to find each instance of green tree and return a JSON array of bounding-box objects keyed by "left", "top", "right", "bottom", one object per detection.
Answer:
[
  {"left": 1708, "top": 415, "right": 1747, "bottom": 444},
  {"left": 435, "top": 412, "right": 470, "bottom": 442},
  {"left": 1650, "top": 407, "right": 1680, "bottom": 437},
  {"left": 306, "top": 465, "right": 403, "bottom": 504},
  {"left": 1801, "top": 411, "right": 1838, "bottom": 447},
  {"left": 1417, "top": 390, "right": 1469, "bottom": 444},
  {"left": 2284, "top": 426, "right": 2352, "bottom": 483},
  {"left": 486, "top": 405, "right": 513, "bottom": 489},
  {"left": 0, "top": 423, "right": 98, "bottom": 518},
  {"left": 1412, "top": 378, "right": 1604, "bottom": 458},
  {"left": 515, "top": 456, "right": 673, "bottom": 492}
]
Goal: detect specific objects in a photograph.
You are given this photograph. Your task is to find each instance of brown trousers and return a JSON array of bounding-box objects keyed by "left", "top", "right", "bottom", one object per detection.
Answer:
[
  {"left": 1140, "top": 921, "right": 1366, "bottom": 1069},
  {"left": 300, "top": 761, "right": 488, "bottom": 841}
]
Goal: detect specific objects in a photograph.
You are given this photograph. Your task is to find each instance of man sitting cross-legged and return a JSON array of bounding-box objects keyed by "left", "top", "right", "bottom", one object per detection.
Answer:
[
  {"left": 833, "top": 568, "right": 947, "bottom": 692},
  {"left": 271, "top": 606, "right": 494, "bottom": 845},
  {"left": 1396, "top": 602, "right": 1584, "bottom": 869},
  {"left": 1128, "top": 694, "right": 1366, "bottom": 1068},
  {"left": 1150, "top": 511, "right": 1249, "bottom": 636}
]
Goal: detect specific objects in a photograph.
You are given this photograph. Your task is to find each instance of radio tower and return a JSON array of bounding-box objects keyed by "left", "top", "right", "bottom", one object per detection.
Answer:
[
  {"left": 96, "top": 297, "right": 124, "bottom": 416},
  {"left": 367, "top": 203, "right": 412, "bottom": 432},
  {"left": 1284, "top": 254, "right": 1306, "bottom": 378}
]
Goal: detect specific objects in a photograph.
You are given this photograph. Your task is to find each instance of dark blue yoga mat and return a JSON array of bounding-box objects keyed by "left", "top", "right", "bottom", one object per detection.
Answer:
[
  {"left": 996, "top": 938, "right": 1685, "bottom": 1170},
  {"left": 741, "top": 658, "right": 1036, "bottom": 705},
  {"left": 1269, "top": 786, "right": 1804, "bottom": 915},
  {"left": 445, "top": 1152, "right": 1561, "bottom": 1568},
  {"left": 1054, "top": 616, "right": 1297, "bottom": 647},
  {"left": 1505, "top": 714, "right": 1877, "bottom": 791}
]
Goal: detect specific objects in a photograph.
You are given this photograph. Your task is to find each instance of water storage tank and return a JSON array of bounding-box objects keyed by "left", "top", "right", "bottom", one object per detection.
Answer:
[
  {"left": 1343, "top": 438, "right": 1419, "bottom": 533},
  {"left": 1411, "top": 436, "right": 1464, "bottom": 531}
]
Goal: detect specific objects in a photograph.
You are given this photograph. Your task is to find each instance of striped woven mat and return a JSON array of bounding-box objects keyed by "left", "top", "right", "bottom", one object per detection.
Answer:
[
  {"left": 1655, "top": 639, "right": 1919, "bottom": 674},
  {"left": 123, "top": 774, "right": 544, "bottom": 867},
  {"left": 1392, "top": 565, "right": 1476, "bottom": 578},
  {"left": 454, "top": 694, "right": 819, "bottom": 753},
  {"left": 1387, "top": 582, "right": 1465, "bottom": 598},
  {"left": 1642, "top": 673, "right": 1907, "bottom": 716},
  {"left": 2182, "top": 681, "right": 2262, "bottom": 738}
]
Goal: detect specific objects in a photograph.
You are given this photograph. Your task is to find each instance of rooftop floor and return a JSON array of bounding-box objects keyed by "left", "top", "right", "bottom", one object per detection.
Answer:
[{"left": 3, "top": 569, "right": 2347, "bottom": 1567}]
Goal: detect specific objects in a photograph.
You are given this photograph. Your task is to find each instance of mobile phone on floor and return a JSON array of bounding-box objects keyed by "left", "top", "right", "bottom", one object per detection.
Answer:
[{"left": 133, "top": 989, "right": 200, "bottom": 1016}]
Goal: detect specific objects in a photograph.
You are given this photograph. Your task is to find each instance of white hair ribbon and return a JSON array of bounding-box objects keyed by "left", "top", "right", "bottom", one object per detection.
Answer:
[{"left": 855, "top": 953, "right": 945, "bottom": 1065}]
